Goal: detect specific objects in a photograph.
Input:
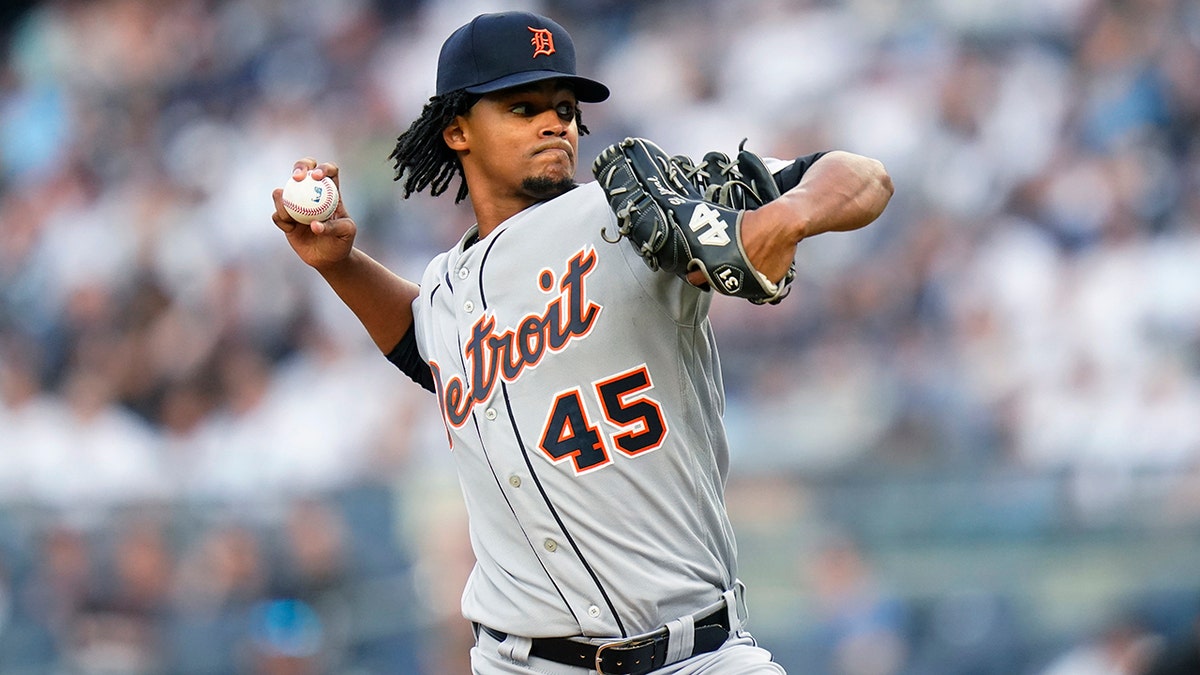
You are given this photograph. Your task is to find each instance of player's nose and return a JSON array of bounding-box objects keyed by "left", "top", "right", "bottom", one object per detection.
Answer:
[{"left": 538, "top": 112, "right": 568, "bottom": 137}]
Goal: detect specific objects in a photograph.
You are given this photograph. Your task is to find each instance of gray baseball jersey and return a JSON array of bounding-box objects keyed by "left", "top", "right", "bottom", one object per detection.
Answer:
[{"left": 410, "top": 172, "right": 786, "bottom": 640}]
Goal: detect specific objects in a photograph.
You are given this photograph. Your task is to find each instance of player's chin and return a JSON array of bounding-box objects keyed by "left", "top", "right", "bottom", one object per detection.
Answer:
[
  {"left": 532, "top": 152, "right": 575, "bottom": 177},
  {"left": 522, "top": 175, "right": 577, "bottom": 200}
]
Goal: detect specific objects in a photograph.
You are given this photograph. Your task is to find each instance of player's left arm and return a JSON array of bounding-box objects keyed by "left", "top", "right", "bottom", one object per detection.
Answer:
[{"left": 734, "top": 151, "right": 893, "bottom": 287}]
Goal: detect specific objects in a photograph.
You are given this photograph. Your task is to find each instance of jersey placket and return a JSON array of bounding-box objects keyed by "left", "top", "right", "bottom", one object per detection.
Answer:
[{"left": 454, "top": 236, "right": 623, "bottom": 638}]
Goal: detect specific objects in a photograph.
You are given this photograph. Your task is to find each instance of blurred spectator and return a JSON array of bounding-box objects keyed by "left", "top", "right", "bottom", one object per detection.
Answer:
[
  {"left": 61, "top": 515, "right": 178, "bottom": 673},
  {"left": 1, "top": 0, "right": 1200, "bottom": 671},
  {"left": 803, "top": 534, "right": 909, "bottom": 675},
  {"left": 165, "top": 521, "right": 268, "bottom": 674},
  {"left": 1039, "top": 614, "right": 1162, "bottom": 675},
  {"left": 246, "top": 598, "right": 326, "bottom": 675},
  {"left": 19, "top": 524, "right": 96, "bottom": 651},
  {"left": 908, "top": 589, "right": 1024, "bottom": 675},
  {"left": 269, "top": 497, "right": 352, "bottom": 671}
]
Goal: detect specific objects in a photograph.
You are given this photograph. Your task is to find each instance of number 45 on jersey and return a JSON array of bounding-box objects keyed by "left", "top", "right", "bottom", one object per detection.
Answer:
[{"left": 539, "top": 364, "right": 668, "bottom": 474}]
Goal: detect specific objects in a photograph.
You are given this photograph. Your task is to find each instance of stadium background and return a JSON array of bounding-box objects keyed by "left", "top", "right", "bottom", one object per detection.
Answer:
[{"left": 2, "top": 0, "right": 1199, "bottom": 673}]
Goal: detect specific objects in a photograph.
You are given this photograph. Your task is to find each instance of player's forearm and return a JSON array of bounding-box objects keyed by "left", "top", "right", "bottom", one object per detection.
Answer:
[
  {"left": 772, "top": 150, "right": 893, "bottom": 243},
  {"left": 317, "top": 248, "right": 420, "bottom": 353},
  {"left": 737, "top": 151, "right": 892, "bottom": 285}
]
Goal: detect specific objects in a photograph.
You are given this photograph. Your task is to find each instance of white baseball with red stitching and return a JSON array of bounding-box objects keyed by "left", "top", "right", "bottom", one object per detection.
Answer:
[{"left": 281, "top": 171, "right": 339, "bottom": 224}]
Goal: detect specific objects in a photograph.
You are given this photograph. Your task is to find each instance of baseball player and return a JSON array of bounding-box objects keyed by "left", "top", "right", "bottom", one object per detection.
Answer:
[{"left": 271, "top": 11, "right": 892, "bottom": 675}]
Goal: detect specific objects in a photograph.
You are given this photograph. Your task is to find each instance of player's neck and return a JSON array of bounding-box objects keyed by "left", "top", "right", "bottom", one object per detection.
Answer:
[{"left": 471, "top": 194, "right": 540, "bottom": 238}]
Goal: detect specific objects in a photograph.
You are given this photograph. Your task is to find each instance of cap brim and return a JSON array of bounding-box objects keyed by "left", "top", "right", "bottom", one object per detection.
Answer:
[{"left": 465, "top": 70, "right": 610, "bottom": 103}]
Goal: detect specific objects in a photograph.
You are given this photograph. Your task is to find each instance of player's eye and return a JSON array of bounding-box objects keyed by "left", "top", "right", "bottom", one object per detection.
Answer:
[
  {"left": 555, "top": 102, "right": 577, "bottom": 122},
  {"left": 510, "top": 103, "right": 530, "bottom": 115}
]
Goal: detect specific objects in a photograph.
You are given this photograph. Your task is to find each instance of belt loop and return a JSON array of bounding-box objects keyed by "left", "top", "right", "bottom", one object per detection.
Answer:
[
  {"left": 664, "top": 613, "right": 695, "bottom": 664},
  {"left": 724, "top": 581, "right": 747, "bottom": 634},
  {"left": 498, "top": 633, "right": 533, "bottom": 664}
]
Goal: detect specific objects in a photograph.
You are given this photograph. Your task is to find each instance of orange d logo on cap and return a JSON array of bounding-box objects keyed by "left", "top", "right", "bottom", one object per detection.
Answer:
[{"left": 528, "top": 27, "right": 556, "bottom": 58}]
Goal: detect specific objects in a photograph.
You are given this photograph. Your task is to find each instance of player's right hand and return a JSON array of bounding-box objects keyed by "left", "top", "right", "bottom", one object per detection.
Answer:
[{"left": 272, "top": 158, "right": 357, "bottom": 270}]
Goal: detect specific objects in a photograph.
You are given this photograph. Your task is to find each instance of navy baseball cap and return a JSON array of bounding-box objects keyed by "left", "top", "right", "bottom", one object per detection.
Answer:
[{"left": 436, "top": 11, "right": 610, "bottom": 102}]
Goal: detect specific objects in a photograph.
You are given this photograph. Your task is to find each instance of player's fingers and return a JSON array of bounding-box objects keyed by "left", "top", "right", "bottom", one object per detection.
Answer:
[
  {"left": 272, "top": 212, "right": 297, "bottom": 234},
  {"left": 270, "top": 188, "right": 298, "bottom": 232},
  {"left": 311, "top": 216, "right": 350, "bottom": 237},
  {"left": 292, "top": 157, "right": 318, "bottom": 179},
  {"left": 311, "top": 161, "right": 340, "bottom": 186}
]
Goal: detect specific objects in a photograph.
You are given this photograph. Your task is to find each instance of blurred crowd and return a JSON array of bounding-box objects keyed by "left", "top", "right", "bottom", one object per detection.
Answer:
[{"left": 1, "top": 0, "right": 1200, "bottom": 673}]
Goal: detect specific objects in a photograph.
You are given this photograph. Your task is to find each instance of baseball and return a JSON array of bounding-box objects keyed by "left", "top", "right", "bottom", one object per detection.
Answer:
[{"left": 281, "top": 171, "right": 339, "bottom": 224}]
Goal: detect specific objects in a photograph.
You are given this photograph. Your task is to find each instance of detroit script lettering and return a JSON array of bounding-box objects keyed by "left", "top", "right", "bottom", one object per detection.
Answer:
[{"left": 431, "top": 248, "right": 602, "bottom": 428}]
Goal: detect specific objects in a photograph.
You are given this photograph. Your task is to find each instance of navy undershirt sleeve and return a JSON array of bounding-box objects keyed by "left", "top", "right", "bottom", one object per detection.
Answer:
[
  {"left": 385, "top": 325, "right": 436, "bottom": 393},
  {"left": 773, "top": 151, "right": 829, "bottom": 193}
]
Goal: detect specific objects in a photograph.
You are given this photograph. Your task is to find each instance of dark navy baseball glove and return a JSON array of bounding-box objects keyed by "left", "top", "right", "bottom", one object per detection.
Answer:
[{"left": 592, "top": 137, "right": 793, "bottom": 304}]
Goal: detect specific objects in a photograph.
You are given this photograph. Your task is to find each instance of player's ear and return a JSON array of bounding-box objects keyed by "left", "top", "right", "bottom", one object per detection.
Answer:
[{"left": 443, "top": 117, "right": 468, "bottom": 152}]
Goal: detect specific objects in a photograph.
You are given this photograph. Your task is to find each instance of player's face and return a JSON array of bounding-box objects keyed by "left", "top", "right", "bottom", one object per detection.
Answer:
[{"left": 455, "top": 81, "right": 581, "bottom": 202}]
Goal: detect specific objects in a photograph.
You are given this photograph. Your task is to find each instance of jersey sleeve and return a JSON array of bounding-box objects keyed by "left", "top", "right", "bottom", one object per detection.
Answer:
[{"left": 385, "top": 324, "right": 435, "bottom": 393}]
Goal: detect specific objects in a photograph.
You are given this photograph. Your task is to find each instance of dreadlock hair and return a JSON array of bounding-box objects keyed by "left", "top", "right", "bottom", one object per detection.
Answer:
[
  {"left": 389, "top": 90, "right": 476, "bottom": 204},
  {"left": 389, "top": 89, "right": 592, "bottom": 204}
]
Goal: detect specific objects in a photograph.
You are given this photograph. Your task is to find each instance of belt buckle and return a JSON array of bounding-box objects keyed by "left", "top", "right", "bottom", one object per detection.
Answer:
[{"left": 594, "top": 636, "right": 656, "bottom": 675}]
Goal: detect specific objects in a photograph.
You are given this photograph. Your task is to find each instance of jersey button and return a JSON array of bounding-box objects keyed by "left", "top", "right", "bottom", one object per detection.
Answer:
[
  {"left": 458, "top": 267, "right": 469, "bottom": 280},
  {"left": 543, "top": 538, "right": 558, "bottom": 553},
  {"left": 588, "top": 605, "right": 601, "bottom": 618},
  {"left": 463, "top": 300, "right": 475, "bottom": 313},
  {"left": 485, "top": 408, "right": 497, "bottom": 421},
  {"left": 508, "top": 475, "right": 521, "bottom": 488}
]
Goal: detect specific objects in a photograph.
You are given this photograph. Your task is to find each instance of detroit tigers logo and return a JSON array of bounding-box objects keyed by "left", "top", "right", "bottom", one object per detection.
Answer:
[
  {"left": 528, "top": 27, "right": 555, "bottom": 57},
  {"left": 430, "top": 248, "right": 601, "bottom": 429}
]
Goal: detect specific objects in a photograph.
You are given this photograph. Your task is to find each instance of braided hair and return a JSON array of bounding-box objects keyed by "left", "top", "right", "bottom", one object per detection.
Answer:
[{"left": 389, "top": 89, "right": 591, "bottom": 204}]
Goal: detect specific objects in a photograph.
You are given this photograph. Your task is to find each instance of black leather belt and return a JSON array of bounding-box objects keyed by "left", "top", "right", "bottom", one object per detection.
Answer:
[{"left": 476, "top": 602, "right": 732, "bottom": 675}]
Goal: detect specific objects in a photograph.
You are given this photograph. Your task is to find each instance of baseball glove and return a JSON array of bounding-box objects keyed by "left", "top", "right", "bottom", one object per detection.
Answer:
[
  {"left": 593, "top": 137, "right": 793, "bottom": 304},
  {"left": 672, "top": 139, "right": 783, "bottom": 210}
]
